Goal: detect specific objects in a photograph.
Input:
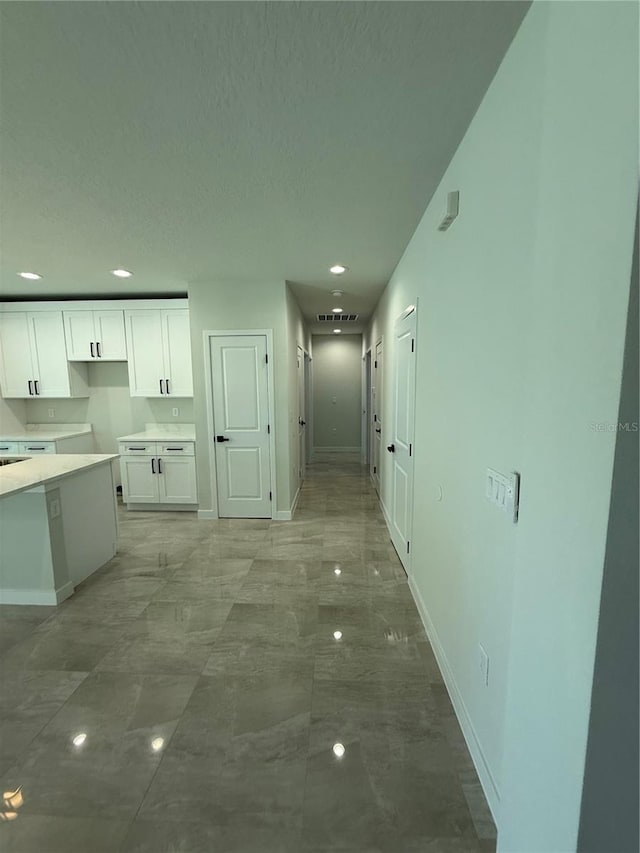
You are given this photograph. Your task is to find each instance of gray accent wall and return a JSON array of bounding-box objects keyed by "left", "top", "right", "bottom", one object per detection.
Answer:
[{"left": 312, "top": 335, "right": 362, "bottom": 451}]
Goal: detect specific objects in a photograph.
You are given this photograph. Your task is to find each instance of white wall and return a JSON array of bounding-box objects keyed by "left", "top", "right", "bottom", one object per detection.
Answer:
[
  {"left": 312, "top": 334, "right": 362, "bottom": 450},
  {"left": 365, "top": 2, "right": 637, "bottom": 850},
  {"left": 24, "top": 362, "right": 194, "bottom": 482},
  {"left": 187, "top": 280, "right": 298, "bottom": 515},
  {"left": 0, "top": 397, "right": 26, "bottom": 434}
]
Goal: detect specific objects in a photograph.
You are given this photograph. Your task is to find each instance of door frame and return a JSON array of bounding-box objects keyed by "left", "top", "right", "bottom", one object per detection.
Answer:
[
  {"left": 202, "top": 329, "right": 277, "bottom": 519},
  {"left": 372, "top": 337, "right": 383, "bottom": 492},
  {"left": 362, "top": 349, "right": 372, "bottom": 467}
]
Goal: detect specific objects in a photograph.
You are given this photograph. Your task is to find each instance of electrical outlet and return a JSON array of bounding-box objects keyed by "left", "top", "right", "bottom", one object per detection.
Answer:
[
  {"left": 172, "top": 407, "right": 179, "bottom": 417},
  {"left": 48, "top": 408, "right": 55, "bottom": 418},
  {"left": 479, "top": 643, "right": 489, "bottom": 686}
]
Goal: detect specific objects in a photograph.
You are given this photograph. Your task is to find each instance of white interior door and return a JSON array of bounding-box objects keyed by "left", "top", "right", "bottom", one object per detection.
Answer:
[
  {"left": 388, "top": 309, "right": 416, "bottom": 575},
  {"left": 371, "top": 340, "right": 383, "bottom": 493},
  {"left": 210, "top": 334, "right": 272, "bottom": 518}
]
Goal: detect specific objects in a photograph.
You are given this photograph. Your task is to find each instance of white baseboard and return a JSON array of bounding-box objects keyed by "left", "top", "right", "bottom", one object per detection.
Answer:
[
  {"left": 290, "top": 485, "right": 301, "bottom": 517},
  {"left": 197, "top": 509, "right": 216, "bottom": 520},
  {"left": 0, "top": 582, "right": 74, "bottom": 606},
  {"left": 380, "top": 496, "right": 392, "bottom": 530},
  {"left": 313, "top": 446, "right": 361, "bottom": 453},
  {"left": 408, "top": 575, "right": 502, "bottom": 824},
  {"left": 126, "top": 503, "right": 197, "bottom": 512},
  {"left": 273, "top": 509, "right": 292, "bottom": 521}
]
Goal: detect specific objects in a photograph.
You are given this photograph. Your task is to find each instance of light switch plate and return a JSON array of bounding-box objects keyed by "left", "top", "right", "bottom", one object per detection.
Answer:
[{"left": 486, "top": 468, "right": 520, "bottom": 522}]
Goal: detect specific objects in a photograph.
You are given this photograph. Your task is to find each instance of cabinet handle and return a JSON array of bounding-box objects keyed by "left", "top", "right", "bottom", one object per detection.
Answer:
[
  {"left": 28, "top": 380, "right": 34, "bottom": 396},
  {"left": 165, "top": 378, "right": 170, "bottom": 395},
  {"left": 128, "top": 446, "right": 147, "bottom": 451},
  {"left": 26, "top": 446, "right": 46, "bottom": 451},
  {"left": 151, "top": 457, "right": 156, "bottom": 474},
  {"left": 159, "top": 379, "right": 165, "bottom": 395},
  {"left": 90, "top": 342, "right": 95, "bottom": 358},
  {"left": 0, "top": 446, "right": 10, "bottom": 451},
  {"left": 158, "top": 458, "right": 163, "bottom": 474},
  {"left": 166, "top": 447, "right": 183, "bottom": 451},
  {"left": 96, "top": 342, "right": 102, "bottom": 358},
  {"left": 34, "top": 380, "right": 40, "bottom": 395}
]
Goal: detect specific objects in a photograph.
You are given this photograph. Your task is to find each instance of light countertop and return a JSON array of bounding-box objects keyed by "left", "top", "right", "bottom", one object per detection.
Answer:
[
  {"left": 118, "top": 423, "right": 195, "bottom": 442},
  {"left": 0, "top": 454, "right": 117, "bottom": 499},
  {"left": 0, "top": 423, "right": 93, "bottom": 441}
]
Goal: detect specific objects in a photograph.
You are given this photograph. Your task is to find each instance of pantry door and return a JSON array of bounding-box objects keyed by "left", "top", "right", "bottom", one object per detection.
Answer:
[{"left": 209, "top": 334, "right": 273, "bottom": 518}]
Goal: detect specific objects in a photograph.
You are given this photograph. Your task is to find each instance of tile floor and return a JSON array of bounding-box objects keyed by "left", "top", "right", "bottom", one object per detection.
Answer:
[{"left": 0, "top": 454, "right": 496, "bottom": 852}]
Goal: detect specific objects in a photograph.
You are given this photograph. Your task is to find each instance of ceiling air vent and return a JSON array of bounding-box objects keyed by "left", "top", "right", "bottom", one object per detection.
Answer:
[{"left": 317, "top": 314, "right": 359, "bottom": 322}]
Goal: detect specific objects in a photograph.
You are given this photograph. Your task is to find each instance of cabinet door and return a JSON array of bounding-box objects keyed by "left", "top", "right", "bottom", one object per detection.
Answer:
[
  {"left": 29, "top": 312, "right": 73, "bottom": 397},
  {"left": 64, "top": 311, "right": 96, "bottom": 360},
  {"left": 125, "top": 310, "right": 164, "bottom": 397},
  {"left": 121, "top": 456, "right": 160, "bottom": 503},
  {"left": 162, "top": 310, "right": 193, "bottom": 397},
  {"left": 157, "top": 456, "right": 197, "bottom": 503},
  {"left": 0, "top": 313, "right": 34, "bottom": 398},
  {"left": 94, "top": 311, "right": 127, "bottom": 360}
]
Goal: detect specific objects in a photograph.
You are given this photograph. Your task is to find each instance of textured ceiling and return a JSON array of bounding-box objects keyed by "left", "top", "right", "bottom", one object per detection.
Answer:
[{"left": 0, "top": 1, "right": 529, "bottom": 332}]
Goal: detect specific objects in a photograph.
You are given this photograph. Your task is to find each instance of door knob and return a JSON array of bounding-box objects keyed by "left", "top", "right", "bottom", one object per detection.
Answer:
[
  {"left": 216, "top": 435, "right": 230, "bottom": 442},
  {"left": 375, "top": 428, "right": 381, "bottom": 434},
  {"left": 300, "top": 420, "right": 306, "bottom": 426},
  {"left": 387, "top": 444, "right": 395, "bottom": 453}
]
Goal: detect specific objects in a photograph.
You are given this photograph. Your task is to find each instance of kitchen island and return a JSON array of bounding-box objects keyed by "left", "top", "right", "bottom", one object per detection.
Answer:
[{"left": 0, "top": 454, "right": 118, "bottom": 605}]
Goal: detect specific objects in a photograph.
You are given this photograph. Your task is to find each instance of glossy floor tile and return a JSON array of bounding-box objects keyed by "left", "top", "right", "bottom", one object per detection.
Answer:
[{"left": 0, "top": 453, "right": 496, "bottom": 852}]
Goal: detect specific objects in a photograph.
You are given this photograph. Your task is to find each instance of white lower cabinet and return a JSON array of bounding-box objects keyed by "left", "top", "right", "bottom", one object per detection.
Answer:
[
  {"left": 19, "top": 441, "right": 56, "bottom": 454},
  {"left": 119, "top": 440, "right": 197, "bottom": 508}
]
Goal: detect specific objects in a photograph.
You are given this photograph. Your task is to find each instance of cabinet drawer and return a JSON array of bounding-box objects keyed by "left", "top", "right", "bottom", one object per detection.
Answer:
[
  {"left": 0, "top": 441, "right": 19, "bottom": 454},
  {"left": 158, "top": 442, "right": 194, "bottom": 456},
  {"left": 19, "top": 441, "right": 55, "bottom": 454},
  {"left": 118, "top": 442, "right": 156, "bottom": 455}
]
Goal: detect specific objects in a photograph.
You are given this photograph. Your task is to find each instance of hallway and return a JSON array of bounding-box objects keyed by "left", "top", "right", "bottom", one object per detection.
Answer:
[{"left": 0, "top": 455, "right": 495, "bottom": 852}]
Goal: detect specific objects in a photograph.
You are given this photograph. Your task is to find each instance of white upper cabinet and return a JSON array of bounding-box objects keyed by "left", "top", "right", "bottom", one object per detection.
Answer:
[
  {"left": 0, "top": 311, "right": 88, "bottom": 399},
  {"left": 125, "top": 309, "right": 193, "bottom": 397},
  {"left": 64, "top": 310, "right": 127, "bottom": 361}
]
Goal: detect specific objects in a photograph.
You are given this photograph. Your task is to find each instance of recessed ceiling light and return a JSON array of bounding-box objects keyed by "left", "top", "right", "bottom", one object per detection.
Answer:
[
  {"left": 333, "top": 630, "right": 343, "bottom": 640},
  {"left": 111, "top": 268, "right": 132, "bottom": 278},
  {"left": 19, "top": 272, "right": 42, "bottom": 280},
  {"left": 151, "top": 736, "right": 165, "bottom": 752},
  {"left": 333, "top": 329, "right": 342, "bottom": 334},
  {"left": 329, "top": 264, "right": 347, "bottom": 275},
  {"left": 333, "top": 742, "right": 346, "bottom": 758},
  {"left": 332, "top": 307, "right": 343, "bottom": 313},
  {"left": 72, "top": 732, "right": 87, "bottom": 747}
]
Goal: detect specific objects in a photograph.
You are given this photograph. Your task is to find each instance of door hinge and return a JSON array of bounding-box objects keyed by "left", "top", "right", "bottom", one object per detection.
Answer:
[
  {"left": 407, "top": 541, "right": 410, "bottom": 554},
  {"left": 265, "top": 353, "right": 269, "bottom": 364},
  {"left": 267, "top": 424, "right": 271, "bottom": 434},
  {"left": 373, "top": 466, "right": 377, "bottom": 474},
  {"left": 374, "top": 360, "right": 377, "bottom": 368},
  {"left": 411, "top": 339, "right": 414, "bottom": 353},
  {"left": 269, "top": 491, "right": 272, "bottom": 501},
  {"left": 409, "top": 443, "right": 412, "bottom": 457}
]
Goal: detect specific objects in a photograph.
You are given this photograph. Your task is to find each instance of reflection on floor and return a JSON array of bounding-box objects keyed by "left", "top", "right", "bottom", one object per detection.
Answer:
[{"left": 0, "top": 453, "right": 496, "bottom": 852}]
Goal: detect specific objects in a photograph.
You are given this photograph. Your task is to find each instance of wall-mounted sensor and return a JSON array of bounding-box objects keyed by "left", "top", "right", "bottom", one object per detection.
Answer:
[{"left": 438, "top": 191, "right": 459, "bottom": 231}]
